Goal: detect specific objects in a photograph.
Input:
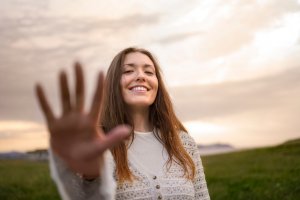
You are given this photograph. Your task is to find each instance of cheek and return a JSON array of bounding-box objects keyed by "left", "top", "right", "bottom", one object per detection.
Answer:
[
  {"left": 151, "top": 79, "right": 159, "bottom": 98},
  {"left": 120, "top": 77, "right": 128, "bottom": 100},
  {"left": 152, "top": 78, "right": 159, "bottom": 91},
  {"left": 120, "top": 76, "right": 129, "bottom": 89}
]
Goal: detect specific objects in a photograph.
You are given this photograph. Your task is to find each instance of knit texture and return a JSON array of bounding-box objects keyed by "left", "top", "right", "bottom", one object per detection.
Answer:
[{"left": 50, "top": 132, "right": 210, "bottom": 200}]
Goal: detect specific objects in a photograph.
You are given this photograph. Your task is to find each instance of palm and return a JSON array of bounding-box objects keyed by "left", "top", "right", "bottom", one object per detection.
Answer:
[
  {"left": 51, "top": 112, "right": 95, "bottom": 142},
  {"left": 50, "top": 111, "right": 97, "bottom": 156},
  {"left": 35, "top": 63, "right": 130, "bottom": 177}
]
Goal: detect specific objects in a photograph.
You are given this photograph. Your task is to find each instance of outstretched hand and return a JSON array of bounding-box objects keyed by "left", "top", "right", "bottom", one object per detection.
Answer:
[{"left": 35, "top": 62, "right": 130, "bottom": 177}]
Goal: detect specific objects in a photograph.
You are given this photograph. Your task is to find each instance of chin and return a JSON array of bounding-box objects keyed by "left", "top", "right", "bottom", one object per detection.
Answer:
[{"left": 126, "top": 101, "right": 154, "bottom": 108}]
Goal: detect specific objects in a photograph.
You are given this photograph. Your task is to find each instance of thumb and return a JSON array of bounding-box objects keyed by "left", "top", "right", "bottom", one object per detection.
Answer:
[{"left": 90, "top": 125, "right": 131, "bottom": 158}]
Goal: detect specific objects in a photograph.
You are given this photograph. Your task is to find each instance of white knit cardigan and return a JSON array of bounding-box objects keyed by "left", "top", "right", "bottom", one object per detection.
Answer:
[{"left": 49, "top": 132, "right": 210, "bottom": 200}]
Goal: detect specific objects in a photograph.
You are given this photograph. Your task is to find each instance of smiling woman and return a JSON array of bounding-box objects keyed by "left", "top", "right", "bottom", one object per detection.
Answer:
[
  {"left": 120, "top": 52, "right": 158, "bottom": 110},
  {"left": 36, "top": 47, "right": 210, "bottom": 199}
]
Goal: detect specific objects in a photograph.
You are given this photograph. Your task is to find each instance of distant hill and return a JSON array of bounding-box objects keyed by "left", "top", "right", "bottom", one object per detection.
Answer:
[
  {"left": 0, "top": 149, "right": 48, "bottom": 160},
  {"left": 0, "top": 151, "right": 27, "bottom": 159},
  {"left": 282, "top": 138, "right": 300, "bottom": 145},
  {"left": 201, "top": 138, "right": 300, "bottom": 200},
  {"left": 197, "top": 143, "right": 235, "bottom": 155}
]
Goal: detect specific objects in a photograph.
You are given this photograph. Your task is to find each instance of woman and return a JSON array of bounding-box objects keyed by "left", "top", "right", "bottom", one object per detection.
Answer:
[{"left": 35, "top": 47, "right": 210, "bottom": 199}]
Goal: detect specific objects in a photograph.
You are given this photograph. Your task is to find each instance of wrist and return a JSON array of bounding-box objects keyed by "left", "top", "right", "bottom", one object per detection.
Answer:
[{"left": 76, "top": 173, "right": 99, "bottom": 181}]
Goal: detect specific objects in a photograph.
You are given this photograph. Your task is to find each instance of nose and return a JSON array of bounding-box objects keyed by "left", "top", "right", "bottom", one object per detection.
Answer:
[{"left": 136, "top": 70, "right": 146, "bottom": 82}]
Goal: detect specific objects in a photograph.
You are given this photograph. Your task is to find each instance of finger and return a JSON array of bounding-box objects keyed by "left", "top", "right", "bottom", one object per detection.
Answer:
[
  {"left": 35, "top": 84, "right": 55, "bottom": 122},
  {"left": 59, "top": 71, "right": 72, "bottom": 114},
  {"left": 89, "top": 72, "right": 104, "bottom": 121},
  {"left": 91, "top": 125, "right": 131, "bottom": 157},
  {"left": 75, "top": 62, "right": 85, "bottom": 112}
]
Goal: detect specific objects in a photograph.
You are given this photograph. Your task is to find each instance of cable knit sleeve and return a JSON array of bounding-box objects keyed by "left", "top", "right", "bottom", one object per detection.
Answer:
[
  {"left": 179, "top": 132, "right": 210, "bottom": 200},
  {"left": 48, "top": 148, "right": 116, "bottom": 200}
]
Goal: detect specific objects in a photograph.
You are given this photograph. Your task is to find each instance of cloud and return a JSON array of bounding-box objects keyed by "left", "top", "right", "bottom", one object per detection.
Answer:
[
  {"left": 157, "top": 31, "right": 204, "bottom": 44},
  {"left": 0, "top": 120, "right": 48, "bottom": 151},
  {"left": 0, "top": 120, "right": 46, "bottom": 139},
  {"left": 0, "top": 14, "right": 160, "bottom": 50},
  {"left": 169, "top": 66, "right": 300, "bottom": 146},
  {"left": 0, "top": 9, "right": 162, "bottom": 124},
  {"left": 170, "top": 66, "right": 300, "bottom": 120},
  {"left": 196, "top": 0, "right": 300, "bottom": 60}
]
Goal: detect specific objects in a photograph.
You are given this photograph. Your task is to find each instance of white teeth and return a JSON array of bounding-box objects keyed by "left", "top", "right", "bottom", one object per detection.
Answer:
[{"left": 131, "top": 86, "right": 147, "bottom": 91}]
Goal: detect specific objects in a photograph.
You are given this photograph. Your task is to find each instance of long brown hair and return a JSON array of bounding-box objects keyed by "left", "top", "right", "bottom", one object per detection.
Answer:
[{"left": 100, "top": 47, "right": 195, "bottom": 182}]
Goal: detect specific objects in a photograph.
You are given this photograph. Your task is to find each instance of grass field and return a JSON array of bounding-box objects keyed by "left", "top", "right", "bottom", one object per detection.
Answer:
[
  {"left": 0, "top": 160, "right": 60, "bottom": 200},
  {"left": 202, "top": 138, "right": 300, "bottom": 200},
  {"left": 0, "top": 139, "right": 299, "bottom": 199}
]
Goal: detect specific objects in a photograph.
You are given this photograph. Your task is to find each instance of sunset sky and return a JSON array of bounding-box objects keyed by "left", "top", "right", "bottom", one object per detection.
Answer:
[{"left": 0, "top": 0, "right": 300, "bottom": 152}]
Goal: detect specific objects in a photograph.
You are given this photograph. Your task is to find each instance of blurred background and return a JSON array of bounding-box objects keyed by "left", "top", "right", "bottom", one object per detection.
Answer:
[
  {"left": 1, "top": 1, "right": 300, "bottom": 199},
  {"left": 0, "top": 0, "right": 300, "bottom": 152}
]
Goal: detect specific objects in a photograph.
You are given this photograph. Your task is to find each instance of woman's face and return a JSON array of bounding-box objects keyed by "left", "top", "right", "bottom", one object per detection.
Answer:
[{"left": 120, "top": 52, "right": 158, "bottom": 110}]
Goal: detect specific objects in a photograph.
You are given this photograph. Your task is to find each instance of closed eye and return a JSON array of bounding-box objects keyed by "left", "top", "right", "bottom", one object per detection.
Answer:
[
  {"left": 123, "top": 70, "right": 134, "bottom": 74},
  {"left": 145, "top": 71, "right": 154, "bottom": 75}
]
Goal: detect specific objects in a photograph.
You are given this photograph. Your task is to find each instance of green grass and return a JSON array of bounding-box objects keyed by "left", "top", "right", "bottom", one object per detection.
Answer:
[
  {"left": 202, "top": 139, "right": 300, "bottom": 200},
  {"left": 0, "top": 160, "right": 60, "bottom": 200},
  {"left": 0, "top": 139, "right": 299, "bottom": 199}
]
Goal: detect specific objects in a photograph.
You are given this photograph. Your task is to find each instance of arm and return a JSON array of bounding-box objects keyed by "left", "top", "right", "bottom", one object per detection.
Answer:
[
  {"left": 192, "top": 146, "right": 210, "bottom": 199},
  {"left": 179, "top": 133, "right": 210, "bottom": 200},
  {"left": 49, "top": 149, "right": 116, "bottom": 200}
]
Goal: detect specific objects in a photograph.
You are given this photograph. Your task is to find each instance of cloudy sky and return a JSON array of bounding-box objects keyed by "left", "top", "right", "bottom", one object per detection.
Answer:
[{"left": 0, "top": 0, "right": 300, "bottom": 151}]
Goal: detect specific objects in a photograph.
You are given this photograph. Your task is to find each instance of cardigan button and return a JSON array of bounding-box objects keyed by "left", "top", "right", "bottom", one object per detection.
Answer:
[
  {"left": 156, "top": 185, "right": 160, "bottom": 189},
  {"left": 158, "top": 194, "right": 162, "bottom": 199},
  {"left": 153, "top": 175, "right": 157, "bottom": 180}
]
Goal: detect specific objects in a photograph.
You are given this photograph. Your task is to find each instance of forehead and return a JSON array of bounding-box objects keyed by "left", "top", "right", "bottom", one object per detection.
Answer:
[{"left": 123, "top": 52, "right": 154, "bottom": 67}]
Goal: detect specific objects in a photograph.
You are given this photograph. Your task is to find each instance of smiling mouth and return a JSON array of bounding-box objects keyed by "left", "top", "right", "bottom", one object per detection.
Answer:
[{"left": 130, "top": 86, "right": 149, "bottom": 92}]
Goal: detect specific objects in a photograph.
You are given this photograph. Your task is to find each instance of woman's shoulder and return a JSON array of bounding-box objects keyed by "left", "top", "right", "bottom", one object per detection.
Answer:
[{"left": 178, "top": 131, "right": 198, "bottom": 150}]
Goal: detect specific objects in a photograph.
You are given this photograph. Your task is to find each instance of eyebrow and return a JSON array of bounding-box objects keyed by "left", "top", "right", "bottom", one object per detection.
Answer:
[{"left": 123, "top": 63, "right": 154, "bottom": 68}]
